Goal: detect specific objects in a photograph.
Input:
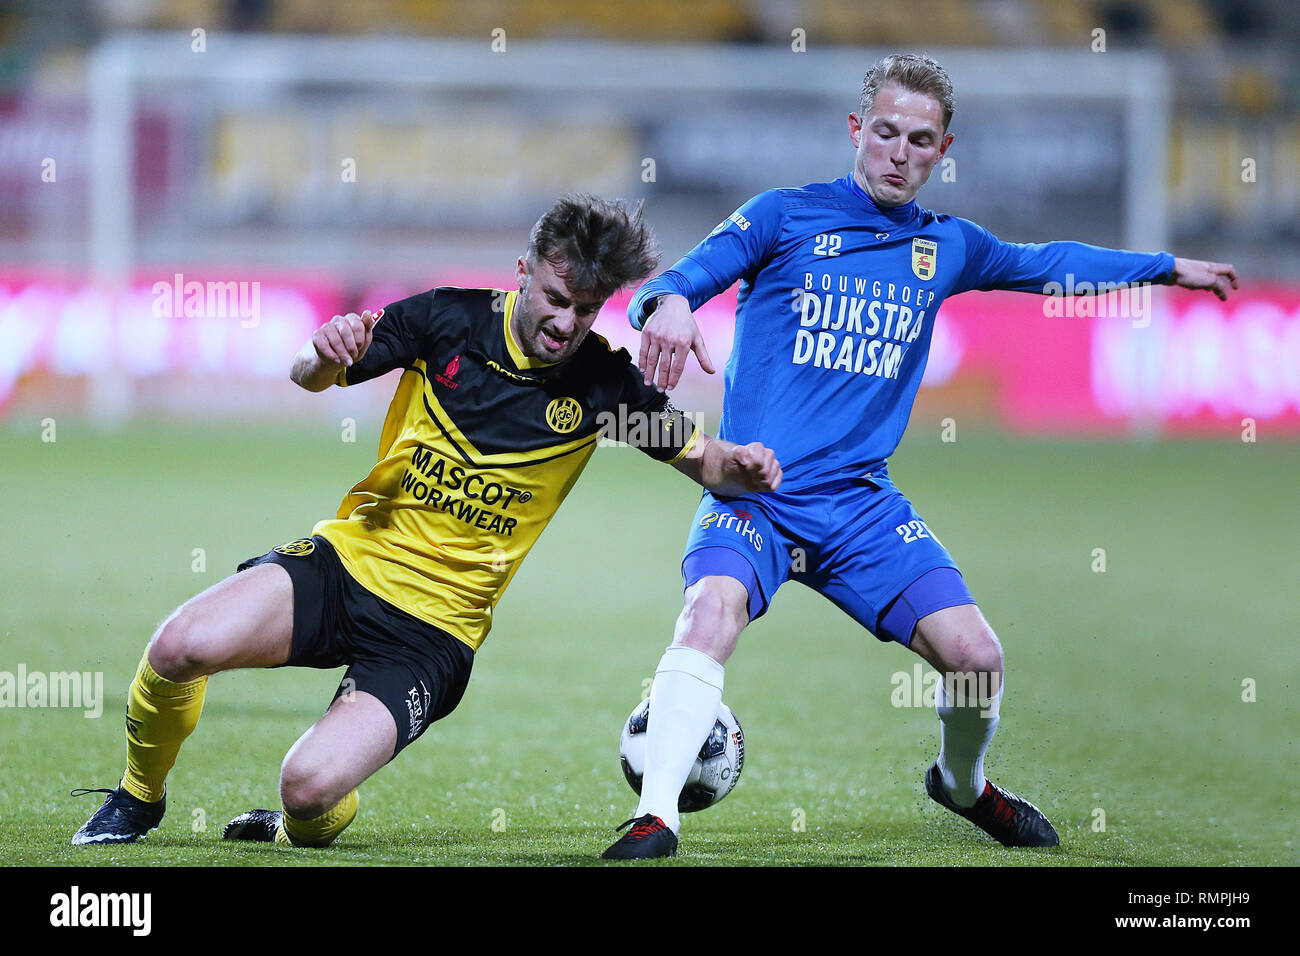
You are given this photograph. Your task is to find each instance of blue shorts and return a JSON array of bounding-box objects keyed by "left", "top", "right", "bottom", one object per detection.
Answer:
[{"left": 681, "top": 475, "right": 974, "bottom": 646}]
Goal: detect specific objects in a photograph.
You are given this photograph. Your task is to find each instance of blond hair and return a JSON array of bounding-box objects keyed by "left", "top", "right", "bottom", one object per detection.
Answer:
[{"left": 860, "top": 53, "right": 955, "bottom": 130}]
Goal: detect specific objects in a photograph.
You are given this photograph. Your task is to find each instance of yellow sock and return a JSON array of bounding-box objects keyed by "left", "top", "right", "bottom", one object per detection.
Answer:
[
  {"left": 120, "top": 651, "right": 207, "bottom": 803},
  {"left": 275, "top": 790, "right": 359, "bottom": 847}
]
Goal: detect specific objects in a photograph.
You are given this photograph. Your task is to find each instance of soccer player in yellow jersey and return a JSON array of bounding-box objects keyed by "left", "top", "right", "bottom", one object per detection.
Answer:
[{"left": 71, "top": 195, "right": 782, "bottom": 849}]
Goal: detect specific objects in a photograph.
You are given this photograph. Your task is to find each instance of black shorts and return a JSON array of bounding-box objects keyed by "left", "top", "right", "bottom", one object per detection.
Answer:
[{"left": 237, "top": 535, "right": 474, "bottom": 758}]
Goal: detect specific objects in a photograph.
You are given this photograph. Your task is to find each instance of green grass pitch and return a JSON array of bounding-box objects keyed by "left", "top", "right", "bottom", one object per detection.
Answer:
[{"left": 1, "top": 420, "right": 1296, "bottom": 866}]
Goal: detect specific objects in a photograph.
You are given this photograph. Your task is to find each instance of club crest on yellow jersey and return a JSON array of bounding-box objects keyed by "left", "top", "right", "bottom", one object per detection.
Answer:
[
  {"left": 545, "top": 397, "right": 582, "bottom": 434},
  {"left": 911, "top": 238, "right": 937, "bottom": 280}
]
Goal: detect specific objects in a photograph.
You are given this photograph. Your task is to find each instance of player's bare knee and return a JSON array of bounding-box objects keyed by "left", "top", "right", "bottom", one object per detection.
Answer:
[
  {"left": 279, "top": 760, "right": 342, "bottom": 820},
  {"left": 939, "top": 626, "right": 1003, "bottom": 680},
  {"left": 973, "top": 626, "right": 1004, "bottom": 677},
  {"left": 676, "top": 579, "right": 747, "bottom": 659},
  {"left": 147, "top": 609, "right": 214, "bottom": 682}
]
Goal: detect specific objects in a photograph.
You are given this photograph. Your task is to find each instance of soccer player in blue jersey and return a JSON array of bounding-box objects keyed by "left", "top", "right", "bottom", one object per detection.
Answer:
[{"left": 602, "top": 53, "right": 1239, "bottom": 858}]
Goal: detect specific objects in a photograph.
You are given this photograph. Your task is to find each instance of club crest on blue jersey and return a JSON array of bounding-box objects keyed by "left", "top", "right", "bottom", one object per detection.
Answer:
[{"left": 911, "top": 238, "right": 937, "bottom": 280}]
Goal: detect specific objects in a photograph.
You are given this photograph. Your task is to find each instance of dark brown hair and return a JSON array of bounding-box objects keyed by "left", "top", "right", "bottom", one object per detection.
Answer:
[
  {"left": 860, "top": 52, "right": 955, "bottom": 131},
  {"left": 525, "top": 194, "right": 660, "bottom": 300}
]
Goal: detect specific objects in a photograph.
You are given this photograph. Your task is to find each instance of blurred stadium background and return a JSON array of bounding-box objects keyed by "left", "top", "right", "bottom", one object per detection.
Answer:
[
  {"left": 1, "top": 1, "right": 1297, "bottom": 868},
  {"left": 1, "top": 0, "right": 1297, "bottom": 431}
]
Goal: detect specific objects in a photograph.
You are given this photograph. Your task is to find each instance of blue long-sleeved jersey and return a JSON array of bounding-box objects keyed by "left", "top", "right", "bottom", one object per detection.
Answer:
[{"left": 629, "top": 173, "right": 1175, "bottom": 492}]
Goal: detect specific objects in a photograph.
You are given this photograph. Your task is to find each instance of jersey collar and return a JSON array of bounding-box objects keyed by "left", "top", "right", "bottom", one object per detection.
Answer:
[{"left": 839, "top": 172, "right": 921, "bottom": 228}]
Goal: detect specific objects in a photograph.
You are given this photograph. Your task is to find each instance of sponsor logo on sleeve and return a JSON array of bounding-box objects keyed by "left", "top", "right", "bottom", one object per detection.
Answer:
[{"left": 708, "top": 211, "right": 752, "bottom": 237}]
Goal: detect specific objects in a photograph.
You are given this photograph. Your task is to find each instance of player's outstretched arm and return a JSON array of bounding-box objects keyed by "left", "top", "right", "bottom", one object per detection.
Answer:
[
  {"left": 1171, "top": 257, "right": 1239, "bottom": 301},
  {"left": 630, "top": 190, "right": 786, "bottom": 390},
  {"left": 672, "top": 433, "right": 782, "bottom": 497},
  {"left": 954, "top": 220, "right": 1242, "bottom": 304},
  {"left": 290, "top": 310, "right": 377, "bottom": 391},
  {"left": 639, "top": 294, "right": 715, "bottom": 392}
]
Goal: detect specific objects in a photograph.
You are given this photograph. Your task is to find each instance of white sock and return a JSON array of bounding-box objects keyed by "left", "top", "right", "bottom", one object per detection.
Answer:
[
  {"left": 936, "top": 672, "right": 1002, "bottom": 808},
  {"left": 635, "top": 646, "right": 725, "bottom": 834}
]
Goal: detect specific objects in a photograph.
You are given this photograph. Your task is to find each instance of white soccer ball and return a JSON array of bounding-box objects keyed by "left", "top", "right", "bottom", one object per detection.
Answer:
[{"left": 618, "top": 698, "right": 745, "bottom": 812}]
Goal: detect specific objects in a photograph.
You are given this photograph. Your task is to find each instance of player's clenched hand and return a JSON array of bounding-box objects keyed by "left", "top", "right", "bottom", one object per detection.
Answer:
[
  {"left": 1172, "top": 258, "right": 1239, "bottom": 301},
  {"left": 640, "top": 294, "right": 715, "bottom": 391},
  {"left": 314, "top": 310, "right": 377, "bottom": 367},
  {"left": 727, "top": 441, "right": 782, "bottom": 493}
]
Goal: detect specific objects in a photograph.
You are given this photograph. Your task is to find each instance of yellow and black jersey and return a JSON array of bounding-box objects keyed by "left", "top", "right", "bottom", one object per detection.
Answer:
[{"left": 312, "top": 286, "right": 700, "bottom": 652}]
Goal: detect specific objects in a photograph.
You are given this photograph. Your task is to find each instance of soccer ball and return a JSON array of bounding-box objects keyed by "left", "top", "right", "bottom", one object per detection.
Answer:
[{"left": 618, "top": 698, "right": 745, "bottom": 812}]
